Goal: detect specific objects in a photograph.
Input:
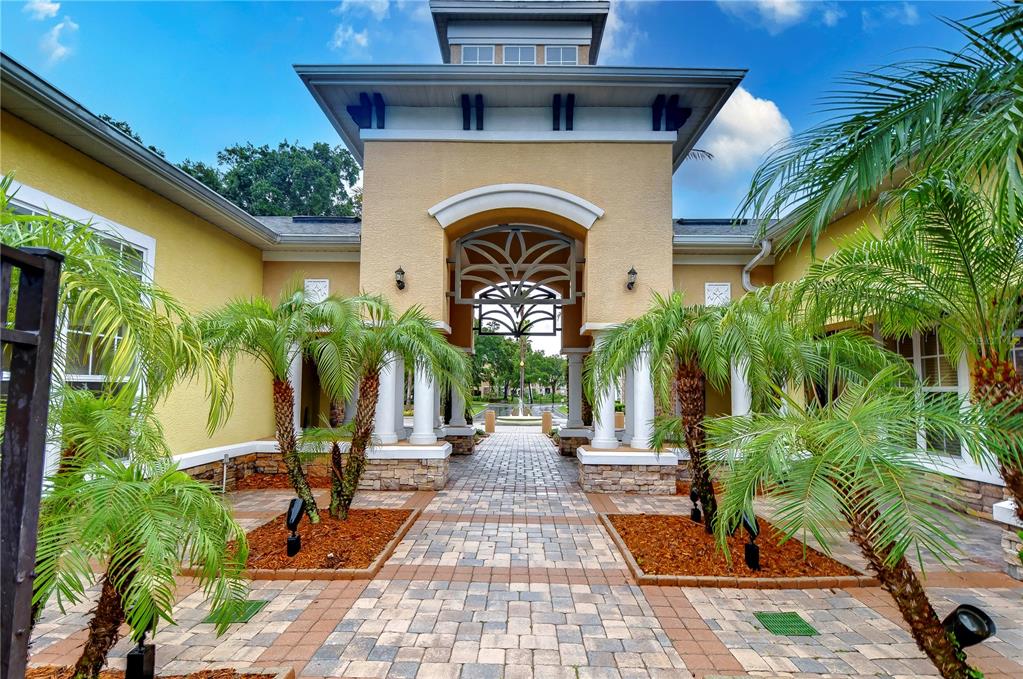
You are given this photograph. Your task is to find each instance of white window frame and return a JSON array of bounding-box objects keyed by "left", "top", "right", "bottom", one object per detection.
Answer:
[
  {"left": 503, "top": 45, "right": 536, "bottom": 65},
  {"left": 461, "top": 45, "right": 494, "bottom": 65},
  {"left": 5, "top": 181, "right": 156, "bottom": 387},
  {"left": 893, "top": 329, "right": 1002, "bottom": 484},
  {"left": 545, "top": 45, "right": 578, "bottom": 66}
]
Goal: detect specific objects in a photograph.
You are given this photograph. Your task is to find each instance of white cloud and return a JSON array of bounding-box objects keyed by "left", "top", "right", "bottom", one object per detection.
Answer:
[
  {"left": 330, "top": 24, "right": 370, "bottom": 51},
  {"left": 682, "top": 86, "right": 791, "bottom": 183},
  {"left": 862, "top": 2, "right": 920, "bottom": 32},
  {"left": 333, "top": 0, "right": 390, "bottom": 21},
  {"left": 23, "top": 0, "right": 60, "bottom": 21},
  {"left": 717, "top": 0, "right": 846, "bottom": 34},
  {"left": 41, "top": 15, "right": 78, "bottom": 63},
  {"left": 602, "top": 0, "right": 647, "bottom": 64}
]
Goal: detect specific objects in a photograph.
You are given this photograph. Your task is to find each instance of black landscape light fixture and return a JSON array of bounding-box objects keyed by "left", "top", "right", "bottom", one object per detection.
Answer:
[
  {"left": 942, "top": 604, "right": 996, "bottom": 648},
  {"left": 742, "top": 514, "right": 761, "bottom": 571},
  {"left": 689, "top": 487, "right": 701, "bottom": 524},
  {"left": 125, "top": 630, "right": 155, "bottom": 679},
  {"left": 395, "top": 266, "right": 406, "bottom": 290},
  {"left": 286, "top": 498, "right": 305, "bottom": 557},
  {"left": 626, "top": 267, "right": 638, "bottom": 290}
]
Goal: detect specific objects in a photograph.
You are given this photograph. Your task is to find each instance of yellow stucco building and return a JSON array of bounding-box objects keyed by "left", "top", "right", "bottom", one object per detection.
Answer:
[{"left": 0, "top": 0, "right": 1006, "bottom": 510}]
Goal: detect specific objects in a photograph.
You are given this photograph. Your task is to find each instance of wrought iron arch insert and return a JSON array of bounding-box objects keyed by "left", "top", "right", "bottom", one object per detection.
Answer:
[
  {"left": 452, "top": 224, "right": 577, "bottom": 307},
  {"left": 475, "top": 283, "right": 561, "bottom": 337}
]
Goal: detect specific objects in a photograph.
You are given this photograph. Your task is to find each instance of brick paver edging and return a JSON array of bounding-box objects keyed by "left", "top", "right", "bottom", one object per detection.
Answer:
[
  {"left": 599, "top": 513, "right": 881, "bottom": 589},
  {"left": 182, "top": 508, "right": 422, "bottom": 581}
]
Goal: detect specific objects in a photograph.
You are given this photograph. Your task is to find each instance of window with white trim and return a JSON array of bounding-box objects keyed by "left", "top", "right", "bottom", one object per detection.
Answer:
[
  {"left": 461, "top": 45, "right": 494, "bottom": 65},
  {"left": 4, "top": 185, "right": 152, "bottom": 394},
  {"left": 545, "top": 46, "right": 578, "bottom": 65},
  {"left": 885, "top": 329, "right": 966, "bottom": 457},
  {"left": 503, "top": 45, "right": 536, "bottom": 65}
]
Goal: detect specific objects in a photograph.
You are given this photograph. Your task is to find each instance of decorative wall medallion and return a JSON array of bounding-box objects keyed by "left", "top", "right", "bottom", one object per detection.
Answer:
[
  {"left": 704, "top": 282, "right": 731, "bottom": 307},
  {"left": 304, "top": 278, "right": 329, "bottom": 303}
]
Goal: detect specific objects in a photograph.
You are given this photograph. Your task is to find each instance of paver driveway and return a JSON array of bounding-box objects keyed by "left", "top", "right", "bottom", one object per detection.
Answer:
[{"left": 29, "top": 433, "right": 1023, "bottom": 678}]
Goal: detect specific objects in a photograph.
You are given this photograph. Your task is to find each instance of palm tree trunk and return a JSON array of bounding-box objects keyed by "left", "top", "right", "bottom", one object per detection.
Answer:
[
  {"left": 676, "top": 359, "right": 717, "bottom": 533},
  {"left": 336, "top": 372, "right": 379, "bottom": 520},
  {"left": 847, "top": 507, "right": 974, "bottom": 679},
  {"left": 272, "top": 378, "right": 319, "bottom": 523},
  {"left": 72, "top": 573, "right": 125, "bottom": 679},
  {"left": 972, "top": 356, "right": 1023, "bottom": 522}
]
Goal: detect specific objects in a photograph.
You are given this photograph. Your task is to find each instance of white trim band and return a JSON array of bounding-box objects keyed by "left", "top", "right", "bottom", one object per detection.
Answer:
[
  {"left": 576, "top": 447, "right": 679, "bottom": 466},
  {"left": 428, "top": 183, "right": 605, "bottom": 229}
]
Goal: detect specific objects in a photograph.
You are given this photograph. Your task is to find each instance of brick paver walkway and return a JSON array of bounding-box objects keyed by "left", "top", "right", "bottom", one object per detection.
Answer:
[{"left": 29, "top": 432, "right": 1023, "bottom": 678}]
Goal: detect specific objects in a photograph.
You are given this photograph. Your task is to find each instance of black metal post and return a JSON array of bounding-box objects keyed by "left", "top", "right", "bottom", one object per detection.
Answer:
[{"left": 1, "top": 245, "right": 64, "bottom": 679}]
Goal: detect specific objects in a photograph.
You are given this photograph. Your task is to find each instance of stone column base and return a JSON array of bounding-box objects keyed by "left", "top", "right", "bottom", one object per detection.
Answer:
[
  {"left": 579, "top": 463, "right": 676, "bottom": 494},
  {"left": 559, "top": 436, "right": 589, "bottom": 457},
  {"left": 994, "top": 500, "right": 1022, "bottom": 581},
  {"left": 444, "top": 434, "right": 475, "bottom": 455},
  {"left": 359, "top": 458, "right": 448, "bottom": 490}
]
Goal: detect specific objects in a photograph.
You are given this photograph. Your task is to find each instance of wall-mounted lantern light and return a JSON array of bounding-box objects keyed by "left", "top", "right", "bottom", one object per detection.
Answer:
[
  {"left": 626, "top": 267, "right": 638, "bottom": 290},
  {"left": 395, "top": 267, "right": 406, "bottom": 290}
]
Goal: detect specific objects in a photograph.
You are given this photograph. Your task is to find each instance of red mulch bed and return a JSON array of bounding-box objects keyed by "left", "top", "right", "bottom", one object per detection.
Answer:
[
  {"left": 245, "top": 508, "right": 412, "bottom": 570},
  {"left": 235, "top": 473, "right": 330, "bottom": 490},
  {"left": 608, "top": 513, "right": 856, "bottom": 578},
  {"left": 28, "top": 669, "right": 275, "bottom": 679}
]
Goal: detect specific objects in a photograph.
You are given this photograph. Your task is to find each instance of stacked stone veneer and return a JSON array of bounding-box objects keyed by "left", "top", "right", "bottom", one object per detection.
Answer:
[
  {"left": 182, "top": 450, "right": 446, "bottom": 491},
  {"left": 559, "top": 436, "right": 589, "bottom": 457},
  {"left": 444, "top": 434, "right": 475, "bottom": 455},
  {"left": 1002, "top": 528, "right": 1023, "bottom": 581},
  {"left": 578, "top": 463, "right": 675, "bottom": 495}
]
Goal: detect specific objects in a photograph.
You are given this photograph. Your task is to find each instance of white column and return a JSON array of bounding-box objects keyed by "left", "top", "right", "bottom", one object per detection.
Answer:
[
  {"left": 590, "top": 335, "right": 619, "bottom": 449},
  {"left": 730, "top": 359, "right": 752, "bottom": 416},
  {"left": 631, "top": 349, "right": 656, "bottom": 450},
  {"left": 622, "top": 366, "right": 634, "bottom": 445},
  {"left": 373, "top": 355, "right": 398, "bottom": 444},
  {"left": 410, "top": 365, "right": 438, "bottom": 445},
  {"left": 288, "top": 344, "right": 303, "bottom": 435},
  {"left": 450, "top": 384, "right": 467, "bottom": 427},
  {"left": 565, "top": 353, "right": 585, "bottom": 428},
  {"left": 393, "top": 356, "right": 406, "bottom": 440}
]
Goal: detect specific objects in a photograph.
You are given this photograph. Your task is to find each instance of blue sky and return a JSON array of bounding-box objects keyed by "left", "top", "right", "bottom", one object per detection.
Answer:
[{"left": 2, "top": 1, "right": 985, "bottom": 218}]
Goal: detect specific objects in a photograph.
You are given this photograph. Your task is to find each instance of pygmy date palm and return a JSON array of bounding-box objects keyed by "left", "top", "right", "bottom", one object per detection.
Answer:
[
  {"left": 200, "top": 288, "right": 362, "bottom": 523},
  {"left": 335, "top": 297, "right": 470, "bottom": 519},
  {"left": 705, "top": 365, "right": 980, "bottom": 679},
  {"left": 797, "top": 176, "right": 1023, "bottom": 520},
  {"left": 739, "top": 3, "right": 1022, "bottom": 251},
  {"left": 34, "top": 395, "right": 248, "bottom": 679}
]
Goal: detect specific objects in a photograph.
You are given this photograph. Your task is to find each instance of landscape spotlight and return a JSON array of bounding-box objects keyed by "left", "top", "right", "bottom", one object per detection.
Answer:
[
  {"left": 286, "top": 498, "right": 305, "bottom": 557},
  {"left": 626, "top": 267, "right": 638, "bottom": 290},
  {"left": 395, "top": 266, "right": 406, "bottom": 290},
  {"left": 689, "top": 487, "right": 701, "bottom": 524},
  {"left": 942, "top": 604, "right": 996, "bottom": 648},
  {"left": 742, "top": 514, "right": 761, "bottom": 571},
  {"left": 125, "top": 631, "right": 155, "bottom": 679}
]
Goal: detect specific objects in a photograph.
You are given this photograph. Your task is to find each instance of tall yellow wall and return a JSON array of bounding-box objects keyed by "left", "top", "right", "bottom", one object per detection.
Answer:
[
  {"left": 672, "top": 264, "right": 773, "bottom": 304},
  {"left": 262, "top": 260, "right": 361, "bottom": 300},
  {"left": 360, "top": 140, "right": 674, "bottom": 330},
  {"left": 772, "top": 205, "right": 880, "bottom": 283},
  {"left": 0, "top": 111, "right": 273, "bottom": 452}
]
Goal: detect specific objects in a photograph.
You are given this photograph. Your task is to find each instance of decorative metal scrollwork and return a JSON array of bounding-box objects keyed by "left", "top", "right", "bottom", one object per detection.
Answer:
[
  {"left": 453, "top": 224, "right": 576, "bottom": 306},
  {"left": 475, "top": 283, "right": 561, "bottom": 336}
]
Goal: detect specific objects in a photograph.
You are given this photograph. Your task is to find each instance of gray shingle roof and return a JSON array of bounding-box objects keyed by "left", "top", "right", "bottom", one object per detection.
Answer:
[
  {"left": 253, "top": 215, "right": 362, "bottom": 240},
  {"left": 673, "top": 218, "right": 767, "bottom": 238}
]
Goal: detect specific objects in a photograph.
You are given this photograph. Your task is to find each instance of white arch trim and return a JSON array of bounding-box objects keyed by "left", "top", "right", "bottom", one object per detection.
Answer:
[{"left": 427, "top": 183, "right": 605, "bottom": 230}]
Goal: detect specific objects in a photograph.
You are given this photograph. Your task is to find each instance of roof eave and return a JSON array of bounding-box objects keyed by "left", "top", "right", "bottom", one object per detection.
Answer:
[{"left": 0, "top": 53, "right": 279, "bottom": 248}]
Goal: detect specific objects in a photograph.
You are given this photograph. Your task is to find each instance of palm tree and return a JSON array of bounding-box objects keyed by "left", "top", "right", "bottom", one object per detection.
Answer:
[
  {"left": 1, "top": 175, "right": 232, "bottom": 431},
  {"left": 738, "top": 3, "right": 1022, "bottom": 252},
  {"left": 33, "top": 395, "right": 248, "bottom": 679},
  {"left": 333, "top": 297, "right": 470, "bottom": 519},
  {"left": 795, "top": 176, "right": 1023, "bottom": 519},
  {"left": 200, "top": 289, "right": 362, "bottom": 523},
  {"left": 704, "top": 364, "right": 981, "bottom": 679}
]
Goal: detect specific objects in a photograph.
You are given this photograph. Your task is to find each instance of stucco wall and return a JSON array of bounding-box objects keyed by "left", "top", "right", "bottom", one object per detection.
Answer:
[
  {"left": 0, "top": 111, "right": 272, "bottom": 453},
  {"left": 672, "top": 263, "right": 773, "bottom": 304},
  {"left": 262, "top": 260, "right": 361, "bottom": 300},
  {"left": 772, "top": 205, "right": 880, "bottom": 283},
  {"left": 360, "top": 140, "right": 674, "bottom": 330}
]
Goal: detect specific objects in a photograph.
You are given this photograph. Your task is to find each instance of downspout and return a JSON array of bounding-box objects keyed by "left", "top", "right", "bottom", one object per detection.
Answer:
[{"left": 741, "top": 239, "right": 772, "bottom": 292}]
